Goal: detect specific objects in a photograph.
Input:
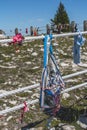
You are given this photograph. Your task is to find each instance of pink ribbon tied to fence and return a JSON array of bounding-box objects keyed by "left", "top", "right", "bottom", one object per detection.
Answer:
[{"left": 20, "top": 101, "right": 29, "bottom": 123}]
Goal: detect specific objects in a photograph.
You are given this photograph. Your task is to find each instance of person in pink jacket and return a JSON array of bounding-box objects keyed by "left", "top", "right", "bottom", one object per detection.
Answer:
[
  {"left": 13, "top": 28, "right": 24, "bottom": 45},
  {"left": 10, "top": 28, "right": 24, "bottom": 53}
]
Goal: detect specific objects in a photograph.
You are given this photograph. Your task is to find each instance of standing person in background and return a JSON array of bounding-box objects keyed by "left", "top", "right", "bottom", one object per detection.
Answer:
[
  {"left": 37, "top": 27, "right": 39, "bottom": 36},
  {"left": 26, "top": 28, "right": 28, "bottom": 34},
  {"left": 46, "top": 24, "right": 50, "bottom": 34},
  {"left": 30, "top": 26, "right": 33, "bottom": 36},
  {"left": 34, "top": 28, "right": 37, "bottom": 36}
]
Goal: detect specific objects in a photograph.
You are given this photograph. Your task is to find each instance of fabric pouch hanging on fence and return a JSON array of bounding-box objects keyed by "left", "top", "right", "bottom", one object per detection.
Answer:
[
  {"left": 40, "top": 34, "right": 65, "bottom": 116},
  {"left": 76, "top": 33, "right": 86, "bottom": 46},
  {"left": 40, "top": 67, "right": 65, "bottom": 116}
]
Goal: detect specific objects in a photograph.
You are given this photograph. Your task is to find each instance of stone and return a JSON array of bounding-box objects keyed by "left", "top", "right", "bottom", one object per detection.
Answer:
[
  {"left": 62, "top": 93, "right": 70, "bottom": 99},
  {"left": 32, "top": 52, "right": 38, "bottom": 56},
  {"left": 59, "top": 123, "right": 75, "bottom": 130},
  {"left": 7, "top": 116, "right": 13, "bottom": 121},
  {"left": 77, "top": 114, "right": 87, "bottom": 129},
  {"left": 62, "top": 125, "right": 75, "bottom": 130},
  {"left": 50, "top": 127, "right": 55, "bottom": 130}
]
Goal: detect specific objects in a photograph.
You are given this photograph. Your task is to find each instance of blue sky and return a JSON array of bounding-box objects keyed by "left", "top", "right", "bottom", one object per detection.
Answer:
[{"left": 0, "top": 0, "right": 87, "bottom": 35}]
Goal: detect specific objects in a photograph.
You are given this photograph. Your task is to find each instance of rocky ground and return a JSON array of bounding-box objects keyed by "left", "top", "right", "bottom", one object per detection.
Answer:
[{"left": 0, "top": 36, "right": 87, "bottom": 130}]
